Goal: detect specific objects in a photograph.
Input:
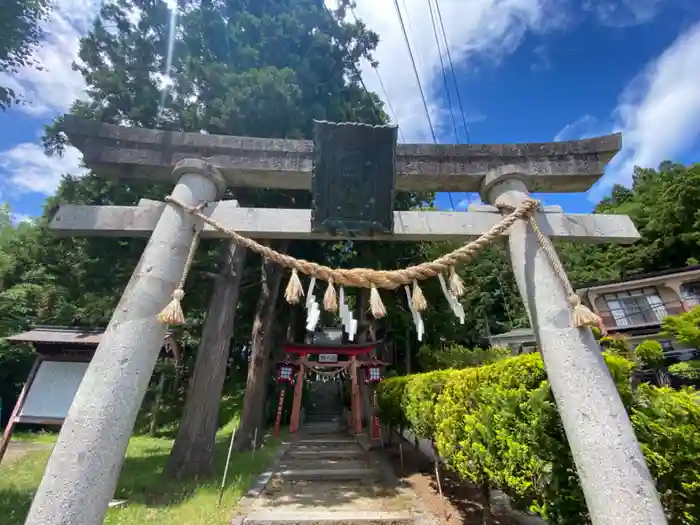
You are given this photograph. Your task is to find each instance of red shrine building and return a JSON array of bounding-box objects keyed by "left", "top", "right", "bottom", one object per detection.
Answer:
[{"left": 273, "top": 327, "right": 386, "bottom": 439}]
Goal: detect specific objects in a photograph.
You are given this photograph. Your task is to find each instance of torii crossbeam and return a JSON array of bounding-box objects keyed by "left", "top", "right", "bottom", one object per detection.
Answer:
[{"left": 24, "top": 118, "right": 666, "bottom": 525}]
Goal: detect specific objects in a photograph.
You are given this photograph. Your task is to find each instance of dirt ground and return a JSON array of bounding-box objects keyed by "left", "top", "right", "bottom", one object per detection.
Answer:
[{"left": 380, "top": 438, "right": 517, "bottom": 525}]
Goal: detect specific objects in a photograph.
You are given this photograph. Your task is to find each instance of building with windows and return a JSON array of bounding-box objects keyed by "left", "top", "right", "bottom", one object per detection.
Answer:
[{"left": 489, "top": 265, "right": 700, "bottom": 364}]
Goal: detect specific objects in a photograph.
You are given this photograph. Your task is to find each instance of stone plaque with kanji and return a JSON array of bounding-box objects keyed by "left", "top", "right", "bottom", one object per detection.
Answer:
[{"left": 311, "top": 120, "right": 397, "bottom": 236}]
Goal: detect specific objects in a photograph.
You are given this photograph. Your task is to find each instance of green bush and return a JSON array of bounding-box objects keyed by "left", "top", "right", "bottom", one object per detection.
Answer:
[
  {"left": 377, "top": 352, "right": 697, "bottom": 524},
  {"left": 403, "top": 370, "right": 452, "bottom": 440},
  {"left": 669, "top": 360, "right": 700, "bottom": 382},
  {"left": 416, "top": 342, "right": 511, "bottom": 371},
  {"left": 376, "top": 376, "right": 409, "bottom": 429},
  {"left": 631, "top": 384, "right": 700, "bottom": 524},
  {"left": 635, "top": 340, "right": 665, "bottom": 369}
]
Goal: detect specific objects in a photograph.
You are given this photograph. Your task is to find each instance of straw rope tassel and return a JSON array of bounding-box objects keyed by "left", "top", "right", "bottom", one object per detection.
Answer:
[
  {"left": 526, "top": 215, "right": 602, "bottom": 329},
  {"left": 284, "top": 268, "right": 304, "bottom": 304},
  {"left": 411, "top": 279, "right": 428, "bottom": 312},
  {"left": 323, "top": 279, "right": 338, "bottom": 312},
  {"left": 370, "top": 286, "right": 386, "bottom": 318},
  {"left": 448, "top": 267, "right": 466, "bottom": 297},
  {"left": 157, "top": 225, "right": 202, "bottom": 325}
]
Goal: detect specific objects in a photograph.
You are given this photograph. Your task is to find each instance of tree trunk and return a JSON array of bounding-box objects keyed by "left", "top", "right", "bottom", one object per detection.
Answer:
[
  {"left": 480, "top": 481, "right": 494, "bottom": 525},
  {"left": 355, "top": 288, "right": 371, "bottom": 344},
  {"left": 234, "top": 246, "right": 287, "bottom": 451},
  {"left": 404, "top": 325, "right": 412, "bottom": 374},
  {"left": 164, "top": 240, "right": 246, "bottom": 479},
  {"left": 148, "top": 371, "right": 166, "bottom": 437}
]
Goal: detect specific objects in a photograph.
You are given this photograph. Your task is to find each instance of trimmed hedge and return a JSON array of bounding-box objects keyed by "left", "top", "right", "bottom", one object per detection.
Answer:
[{"left": 378, "top": 353, "right": 699, "bottom": 524}]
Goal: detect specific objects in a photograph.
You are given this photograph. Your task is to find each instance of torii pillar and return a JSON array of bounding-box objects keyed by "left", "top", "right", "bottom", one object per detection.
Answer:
[
  {"left": 24, "top": 159, "right": 225, "bottom": 525},
  {"left": 481, "top": 169, "right": 667, "bottom": 525}
]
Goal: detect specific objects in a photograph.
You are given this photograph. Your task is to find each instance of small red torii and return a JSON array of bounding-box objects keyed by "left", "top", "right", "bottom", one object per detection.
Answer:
[{"left": 274, "top": 340, "right": 387, "bottom": 437}]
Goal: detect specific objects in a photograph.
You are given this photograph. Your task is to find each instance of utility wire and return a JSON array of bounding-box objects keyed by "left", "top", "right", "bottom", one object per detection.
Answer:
[
  {"left": 372, "top": 67, "right": 405, "bottom": 142},
  {"left": 326, "top": 4, "right": 384, "bottom": 124},
  {"left": 392, "top": 0, "right": 437, "bottom": 144},
  {"left": 428, "top": 0, "right": 459, "bottom": 143},
  {"left": 354, "top": 64, "right": 385, "bottom": 124},
  {"left": 392, "top": 0, "right": 456, "bottom": 211},
  {"left": 434, "top": 0, "right": 471, "bottom": 144},
  {"left": 348, "top": 6, "right": 405, "bottom": 142}
]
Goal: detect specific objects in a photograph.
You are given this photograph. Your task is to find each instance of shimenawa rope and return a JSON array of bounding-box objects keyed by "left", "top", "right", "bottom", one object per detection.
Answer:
[{"left": 156, "top": 196, "right": 601, "bottom": 328}]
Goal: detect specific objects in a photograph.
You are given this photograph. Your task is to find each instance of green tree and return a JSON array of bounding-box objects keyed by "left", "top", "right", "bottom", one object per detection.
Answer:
[
  {"left": 634, "top": 340, "right": 668, "bottom": 385},
  {"left": 44, "top": 0, "right": 387, "bottom": 477},
  {"left": 662, "top": 306, "right": 700, "bottom": 348},
  {"left": 0, "top": 0, "right": 50, "bottom": 108},
  {"left": 560, "top": 162, "right": 700, "bottom": 283},
  {"left": 416, "top": 342, "right": 511, "bottom": 371}
]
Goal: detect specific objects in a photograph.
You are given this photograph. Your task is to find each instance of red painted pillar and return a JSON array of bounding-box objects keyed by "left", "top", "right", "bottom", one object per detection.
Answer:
[
  {"left": 350, "top": 357, "right": 362, "bottom": 434},
  {"left": 289, "top": 362, "right": 304, "bottom": 433},
  {"left": 273, "top": 387, "right": 286, "bottom": 437},
  {"left": 371, "top": 390, "right": 381, "bottom": 440}
]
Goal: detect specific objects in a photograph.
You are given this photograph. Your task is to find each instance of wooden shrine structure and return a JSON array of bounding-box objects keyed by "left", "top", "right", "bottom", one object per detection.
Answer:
[
  {"left": 0, "top": 326, "right": 181, "bottom": 466},
  {"left": 277, "top": 340, "right": 387, "bottom": 436},
  {"left": 23, "top": 116, "right": 668, "bottom": 525}
]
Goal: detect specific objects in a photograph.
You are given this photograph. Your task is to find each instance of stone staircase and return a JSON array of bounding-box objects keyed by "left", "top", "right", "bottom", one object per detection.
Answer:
[{"left": 234, "top": 432, "right": 436, "bottom": 525}]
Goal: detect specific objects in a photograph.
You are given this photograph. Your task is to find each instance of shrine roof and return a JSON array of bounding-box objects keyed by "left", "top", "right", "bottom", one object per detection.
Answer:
[
  {"left": 282, "top": 340, "right": 381, "bottom": 354},
  {"left": 5, "top": 326, "right": 105, "bottom": 345},
  {"left": 5, "top": 325, "right": 182, "bottom": 362}
]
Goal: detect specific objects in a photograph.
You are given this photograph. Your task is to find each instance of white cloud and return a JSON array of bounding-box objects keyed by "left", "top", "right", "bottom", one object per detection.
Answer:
[
  {"left": 582, "top": 0, "right": 666, "bottom": 28},
  {"left": 0, "top": 142, "right": 87, "bottom": 196},
  {"left": 0, "top": 0, "right": 102, "bottom": 116},
  {"left": 456, "top": 194, "right": 484, "bottom": 210},
  {"left": 342, "top": 0, "right": 564, "bottom": 142},
  {"left": 553, "top": 114, "right": 606, "bottom": 142},
  {"left": 575, "top": 20, "right": 700, "bottom": 200},
  {"left": 11, "top": 213, "right": 35, "bottom": 225}
]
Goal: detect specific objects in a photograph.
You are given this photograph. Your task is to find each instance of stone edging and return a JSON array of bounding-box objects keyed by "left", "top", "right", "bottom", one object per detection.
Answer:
[{"left": 234, "top": 441, "right": 292, "bottom": 514}]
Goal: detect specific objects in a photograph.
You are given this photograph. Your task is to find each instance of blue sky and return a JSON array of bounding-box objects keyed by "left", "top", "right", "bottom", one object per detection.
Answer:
[{"left": 1, "top": 0, "right": 700, "bottom": 221}]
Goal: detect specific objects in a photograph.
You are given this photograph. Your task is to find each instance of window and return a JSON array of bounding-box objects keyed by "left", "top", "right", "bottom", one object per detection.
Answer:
[
  {"left": 680, "top": 282, "right": 700, "bottom": 307},
  {"left": 603, "top": 287, "right": 667, "bottom": 327},
  {"left": 660, "top": 340, "right": 674, "bottom": 352}
]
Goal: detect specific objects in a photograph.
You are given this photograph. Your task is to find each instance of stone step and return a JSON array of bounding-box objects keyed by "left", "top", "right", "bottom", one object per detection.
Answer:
[
  {"left": 240, "top": 511, "right": 416, "bottom": 525},
  {"left": 294, "top": 437, "right": 355, "bottom": 446},
  {"left": 287, "top": 449, "right": 363, "bottom": 459},
  {"left": 279, "top": 459, "right": 369, "bottom": 471},
  {"left": 303, "top": 424, "right": 345, "bottom": 435},
  {"left": 277, "top": 468, "right": 382, "bottom": 482}
]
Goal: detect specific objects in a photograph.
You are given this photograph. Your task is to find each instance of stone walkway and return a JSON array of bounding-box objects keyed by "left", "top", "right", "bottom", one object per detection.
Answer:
[{"left": 234, "top": 424, "right": 438, "bottom": 525}]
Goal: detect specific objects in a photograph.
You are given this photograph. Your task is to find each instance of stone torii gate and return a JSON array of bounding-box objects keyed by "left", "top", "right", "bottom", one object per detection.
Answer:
[{"left": 26, "top": 117, "right": 666, "bottom": 525}]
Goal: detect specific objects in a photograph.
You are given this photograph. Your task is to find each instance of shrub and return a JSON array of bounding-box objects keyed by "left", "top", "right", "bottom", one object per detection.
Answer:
[
  {"left": 669, "top": 360, "right": 700, "bottom": 382},
  {"left": 416, "top": 342, "right": 511, "bottom": 371},
  {"left": 635, "top": 340, "right": 665, "bottom": 369},
  {"left": 599, "top": 334, "right": 633, "bottom": 358},
  {"left": 378, "top": 352, "right": 697, "bottom": 524},
  {"left": 631, "top": 385, "right": 700, "bottom": 524},
  {"left": 403, "top": 370, "right": 452, "bottom": 440},
  {"left": 376, "top": 376, "right": 409, "bottom": 429}
]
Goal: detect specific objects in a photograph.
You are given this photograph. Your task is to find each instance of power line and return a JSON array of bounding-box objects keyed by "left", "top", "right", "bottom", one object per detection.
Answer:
[
  {"left": 354, "top": 64, "right": 385, "bottom": 124},
  {"left": 428, "top": 0, "right": 459, "bottom": 143},
  {"left": 372, "top": 68, "right": 405, "bottom": 142},
  {"left": 325, "top": 4, "right": 384, "bottom": 125},
  {"left": 434, "top": 0, "right": 471, "bottom": 144},
  {"left": 392, "top": 0, "right": 437, "bottom": 144},
  {"left": 348, "top": 6, "right": 405, "bottom": 142}
]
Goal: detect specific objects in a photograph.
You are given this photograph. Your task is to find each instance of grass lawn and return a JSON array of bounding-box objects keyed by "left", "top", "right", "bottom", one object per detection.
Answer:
[{"left": 0, "top": 425, "right": 280, "bottom": 525}]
